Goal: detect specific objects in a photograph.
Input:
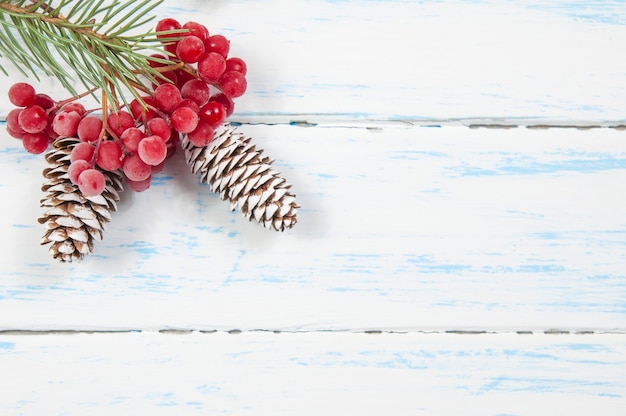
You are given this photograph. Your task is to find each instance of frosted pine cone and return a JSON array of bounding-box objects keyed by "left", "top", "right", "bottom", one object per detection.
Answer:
[
  {"left": 38, "top": 138, "right": 124, "bottom": 262},
  {"left": 182, "top": 126, "right": 298, "bottom": 231}
]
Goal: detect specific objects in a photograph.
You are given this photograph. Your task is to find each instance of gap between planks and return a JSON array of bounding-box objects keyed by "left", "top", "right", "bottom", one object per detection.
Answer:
[
  {"left": 0, "top": 328, "right": 623, "bottom": 336},
  {"left": 227, "top": 116, "right": 626, "bottom": 130}
]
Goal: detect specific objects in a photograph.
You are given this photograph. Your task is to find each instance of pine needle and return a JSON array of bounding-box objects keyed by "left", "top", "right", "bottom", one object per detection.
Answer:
[{"left": 0, "top": 0, "right": 184, "bottom": 109}]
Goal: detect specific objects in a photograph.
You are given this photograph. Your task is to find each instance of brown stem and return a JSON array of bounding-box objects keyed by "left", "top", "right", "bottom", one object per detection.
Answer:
[{"left": 0, "top": 2, "right": 106, "bottom": 40}]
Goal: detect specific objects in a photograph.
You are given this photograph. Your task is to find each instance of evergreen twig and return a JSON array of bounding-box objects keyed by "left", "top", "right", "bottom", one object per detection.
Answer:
[{"left": 0, "top": 0, "right": 184, "bottom": 110}]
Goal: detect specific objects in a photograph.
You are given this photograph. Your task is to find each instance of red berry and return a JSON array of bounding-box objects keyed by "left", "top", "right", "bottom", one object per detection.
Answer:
[
  {"left": 96, "top": 141, "right": 124, "bottom": 171},
  {"left": 107, "top": 111, "right": 135, "bottom": 137},
  {"left": 70, "top": 142, "right": 96, "bottom": 163},
  {"left": 18, "top": 105, "right": 48, "bottom": 133},
  {"left": 146, "top": 117, "right": 171, "bottom": 142},
  {"left": 78, "top": 168, "right": 106, "bottom": 196},
  {"left": 8, "top": 82, "right": 36, "bottom": 107},
  {"left": 120, "top": 127, "right": 145, "bottom": 153},
  {"left": 77, "top": 116, "right": 103, "bottom": 142},
  {"left": 155, "top": 18, "right": 181, "bottom": 40},
  {"left": 22, "top": 132, "right": 48, "bottom": 154},
  {"left": 205, "top": 34, "right": 230, "bottom": 58},
  {"left": 181, "top": 79, "right": 210, "bottom": 106},
  {"left": 6, "top": 109, "right": 25, "bottom": 136},
  {"left": 219, "top": 71, "right": 247, "bottom": 98},
  {"left": 182, "top": 21, "right": 209, "bottom": 41},
  {"left": 187, "top": 120, "right": 215, "bottom": 147},
  {"left": 129, "top": 96, "right": 158, "bottom": 121},
  {"left": 137, "top": 135, "right": 167, "bottom": 166},
  {"left": 52, "top": 111, "right": 82, "bottom": 137},
  {"left": 198, "top": 52, "right": 226, "bottom": 84},
  {"left": 225, "top": 57, "right": 247, "bottom": 75},
  {"left": 209, "top": 93, "right": 235, "bottom": 117},
  {"left": 154, "top": 83, "right": 182, "bottom": 113},
  {"left": 68, "top": 159, "right": 91, "bottom": 184},
  {"left": 123, "top": 153, "right": 152, "bottom": 181},
  {"left": 60, "top": 102, "right": 86, "bottom": 116},
  {"left": 199, "top": 101, "right": 226, "bottom": 127},
  {"left": 175, "top": 69, "right": 197, "bottom": 88},
  {"left": 33, "top": 93, "right": 56, "bottom": 110},
  {"left": 178, "top": 98, "right": 200, "bottom": 114},
  {"left": 176, "top": 35, "right": 205, "bottom": 64},
  {"left": 170, "top": 106, "right": 199, "bottom": 133},
  {"left": 7, "top": 127, "right": 24, "bottom": 139}
]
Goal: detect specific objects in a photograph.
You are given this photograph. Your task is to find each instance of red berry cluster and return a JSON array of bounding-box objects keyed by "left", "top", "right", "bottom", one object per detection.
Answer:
[{"left": 4, "top": 18, "right": 248, "bottom": 197}]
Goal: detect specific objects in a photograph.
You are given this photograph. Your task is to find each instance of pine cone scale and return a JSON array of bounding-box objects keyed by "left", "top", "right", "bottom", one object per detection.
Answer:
[
  {"left": 183, "top": 126, "right": 298, "bottom": 231},
  {"left": 38, "top": 138, "right": 123, "bottom": 262}
]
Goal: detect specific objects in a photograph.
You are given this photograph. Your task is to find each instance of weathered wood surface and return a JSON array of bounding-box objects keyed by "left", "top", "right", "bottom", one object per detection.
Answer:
[
  {"left": 1, "top": 125, "right": 625, "bottom": 332},
  {"left": 1, "top": 1, "right": 625, "bottom": 414},
  {"left": 1, "top": 332, "right": 625, "bottom": 415}
]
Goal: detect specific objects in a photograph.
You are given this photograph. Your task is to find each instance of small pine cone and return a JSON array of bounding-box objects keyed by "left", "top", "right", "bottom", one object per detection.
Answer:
[
  {"left": 38, "top": 137, "right": 124, "bottom": 262},
  {"left": 182, "top": 125, "right": 298, "bottom": 231}
]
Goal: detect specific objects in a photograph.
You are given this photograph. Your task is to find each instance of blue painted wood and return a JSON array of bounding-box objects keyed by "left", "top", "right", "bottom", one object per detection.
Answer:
[
  {"left": 1, "top": 332, "right": 625, "bottom": 415},
  {"left": 1, "top": 1, "right": 625, "bottom": 414}
]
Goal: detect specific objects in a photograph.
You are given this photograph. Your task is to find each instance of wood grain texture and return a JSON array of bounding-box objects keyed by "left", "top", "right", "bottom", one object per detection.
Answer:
[
  {"left": 1, "top": 0, "right": 625, "bottom": 122},
  {"left": 1, "top": 1, "right": 625, "bottom": 414},
  {"left": 1, "top": 332, "right": 625, "bottom": 415},
  {"left": 1, "top": 124, "right": 624, "bottom": 331}
]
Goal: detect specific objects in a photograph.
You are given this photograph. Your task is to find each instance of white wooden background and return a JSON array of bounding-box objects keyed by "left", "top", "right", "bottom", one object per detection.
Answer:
[{"left": 1, "top": 1, "right": 626, "bottom": 414}]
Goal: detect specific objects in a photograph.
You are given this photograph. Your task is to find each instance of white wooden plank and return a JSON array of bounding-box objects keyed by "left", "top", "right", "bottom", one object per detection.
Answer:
[
  {"left": 1, "top": 1, "right": 625, "bottom": 122},
  {"left": 1, "top": 332, "right": 625, "bottom": 415},
  {"left": 1, "top": 124, "right": 625, "bottom": 331}
]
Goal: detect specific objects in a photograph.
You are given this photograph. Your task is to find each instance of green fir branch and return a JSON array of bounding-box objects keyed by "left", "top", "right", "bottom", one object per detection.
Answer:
[{"left": 0, "top": 0, "right": 184, "bottom": 109}]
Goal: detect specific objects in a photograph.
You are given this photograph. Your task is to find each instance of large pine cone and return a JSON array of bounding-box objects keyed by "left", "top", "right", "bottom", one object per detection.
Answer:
[
  {"left": 182, "top": 126, "right": 298, "bottom": 231},
  {"left": 38, "top": 138, "right": 124, "bottom": 262}
]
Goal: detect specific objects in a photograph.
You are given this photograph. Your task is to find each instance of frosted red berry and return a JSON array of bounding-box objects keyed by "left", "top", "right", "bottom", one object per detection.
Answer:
[
  {"left": 78, "top": 168, "right": 106, "bottom": 197},
  {"left": 52, "top": 111, "right": 82, "bottom": 137},
  {"left": 178, "top": 98, "right": 200, "bottom": 114},
  {"left": 33, "top": 93, "right": 56, "bottom": 110},
  {"left": 146, "top": 117, "right": 171, "bottom": 142},
  {"left": 18, "top": 105, "right": 48, "bottom": 133},
  {"left": 123, "top": 153, "right": 152, "bottom": 181},
  {"left": 155, "top": 18, "right": 181, "bottom": 40},
  {"left": 129, "top": 96, "right": 158, "bottom": 121},
  {"left": 96, "top": 141, "right": 124, "bottom": 171},
  {"left": 77, "top": 116, "right": 103, "bottom": 142},
  {"left": 121, "top": 127, "right": 145, "bottom": 153},
  {"left": 68, "top": 159, "right": 91, "bottom": 184},
  {"left": 182, "top": 21, "right": 209, "bottom": 41},
  {"left": 181, "top": 79, "right": 210, "bottom": 106},
  {"left": 70, "top": 142, "right": 96, "bottom": 163},
  {"left": 225, "top": 57, "right": 247, "bottom": 75},
  {"left": 176, "top": 35, "right": 205, "bottom": 64},
  {"left": 107, "top": 111, "right": 135, "bottom": 137},
  {"left": 187, "top": 120, "right": 215, "bottom": 147},
  {"left": 60, "top": 102, "right": 86, "bottom": 116},
  {"left": 205, "top": 34, "right": 230, "bottom": 58},
  {"left": 154, "top": 83, "right": 182, "bottom": 113},
  {"left": 8, "top": 82, "right": 36, "bottom": 107},
  {"left": 170, "top": 106, "right": 199, "bottom": 133},
  {"left": 198, "top": 52, "right": 226, "bottom": 83},
  {"left": 6, "top": 109, "right": 25, "bottom": 136},
  {"left": 22, "top": 132, "right": 48, "bottom": 154},
  {"left": 219, "top": 71, "right": 247, "bottom": 98},
  {"left": 138, "top": 135, "right": 167, "bottom": 166}
]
